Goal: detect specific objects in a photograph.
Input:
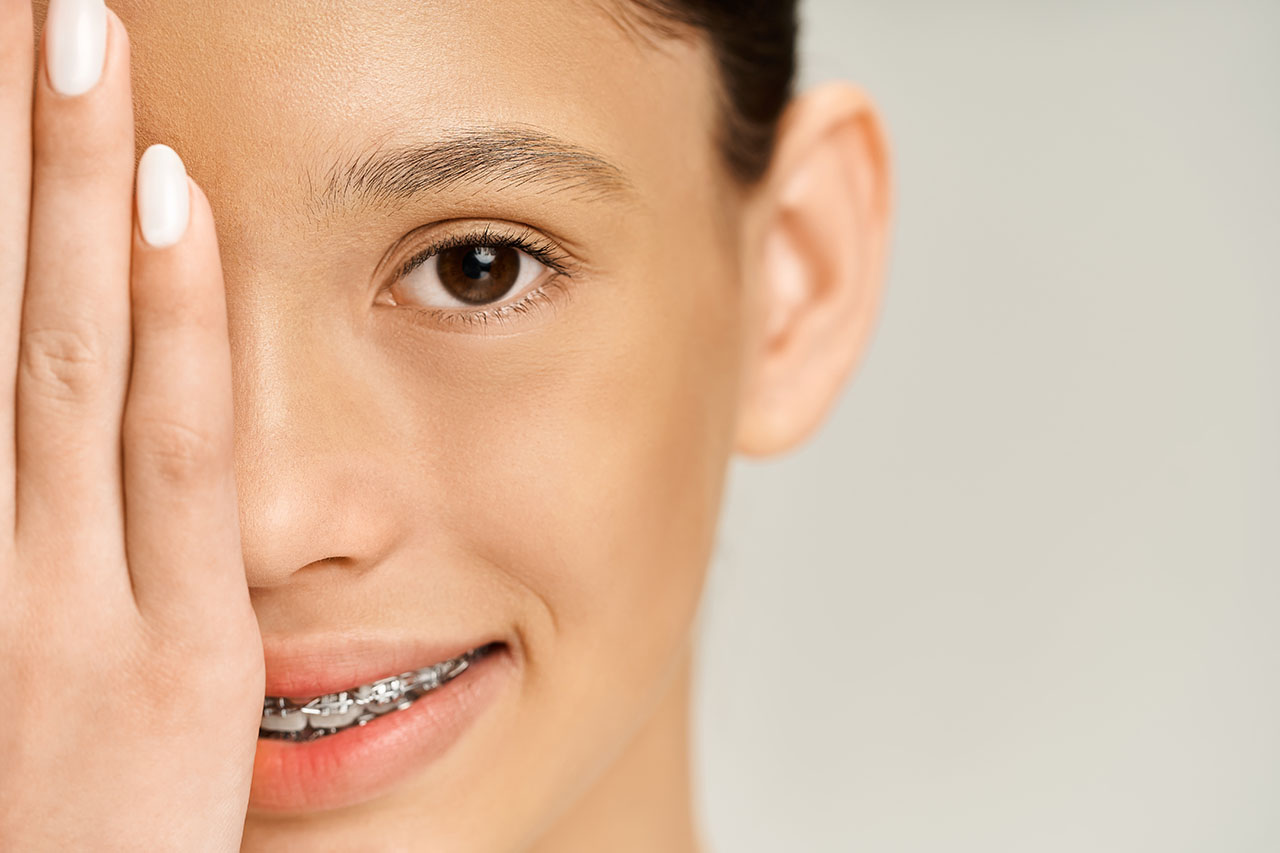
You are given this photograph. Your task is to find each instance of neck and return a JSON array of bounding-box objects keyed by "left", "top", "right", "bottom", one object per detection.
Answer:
[{"left": 527, "top": 641, "right": 706, "bottom": 853}]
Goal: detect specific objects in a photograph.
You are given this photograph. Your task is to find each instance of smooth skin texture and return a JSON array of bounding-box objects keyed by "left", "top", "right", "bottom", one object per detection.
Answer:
[{"left": 4, "top": 0, "right": 891, "bottom": 849}]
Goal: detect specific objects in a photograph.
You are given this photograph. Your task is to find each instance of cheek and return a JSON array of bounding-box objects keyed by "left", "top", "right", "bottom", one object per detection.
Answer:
[{"left": 429, "top": 246, "right": 743, "bottom": 681}]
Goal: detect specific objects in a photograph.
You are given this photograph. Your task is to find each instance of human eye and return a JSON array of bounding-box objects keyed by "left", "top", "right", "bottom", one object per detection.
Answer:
[{"left": 377, "top": 222, "right": 579, "bottom": 333}]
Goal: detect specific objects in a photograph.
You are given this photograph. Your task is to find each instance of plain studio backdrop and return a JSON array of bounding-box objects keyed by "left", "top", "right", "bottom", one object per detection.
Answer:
[{"left": 691, "top": 1, "right": 1278, "bottom": 851}]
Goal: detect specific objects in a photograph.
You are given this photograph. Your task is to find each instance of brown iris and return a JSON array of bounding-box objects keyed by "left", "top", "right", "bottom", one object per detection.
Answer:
[{"left": 436, "top": 244, "right": 521, "bottom": 305}]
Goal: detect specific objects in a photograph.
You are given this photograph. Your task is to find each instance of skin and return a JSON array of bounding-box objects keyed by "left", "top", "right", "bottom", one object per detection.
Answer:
[{"left": 1, "top": 0, "right": 890, "bottom": 849}]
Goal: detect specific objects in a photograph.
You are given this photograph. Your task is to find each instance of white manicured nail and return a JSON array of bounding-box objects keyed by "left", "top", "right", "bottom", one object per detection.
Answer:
[
  {"left": 136, "top": 144, "right": 191, "bottom": 248},
  {"left": 45, "top": 0, "right": 108, "bottom": 97}
]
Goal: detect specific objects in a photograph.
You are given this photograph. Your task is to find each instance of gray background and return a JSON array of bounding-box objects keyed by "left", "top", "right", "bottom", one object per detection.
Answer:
[{"left": 692, "top": 1, "right": 1278, "bottom": 851}]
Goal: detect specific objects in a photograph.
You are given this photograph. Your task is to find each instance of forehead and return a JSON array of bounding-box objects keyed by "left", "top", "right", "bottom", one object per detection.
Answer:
[{"left": 103, "top": 0, "right": 716, "bottom": 241}]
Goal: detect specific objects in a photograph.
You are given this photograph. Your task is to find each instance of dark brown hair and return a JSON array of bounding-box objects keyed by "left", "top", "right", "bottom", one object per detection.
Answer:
[{"left": 623, "top": 0, "right": 799, "bottom": 186}]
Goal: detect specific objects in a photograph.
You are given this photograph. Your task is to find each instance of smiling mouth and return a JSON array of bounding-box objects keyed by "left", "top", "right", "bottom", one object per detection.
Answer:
[{"left": 259, "top": 641, "right": 505, "bottom": 742}]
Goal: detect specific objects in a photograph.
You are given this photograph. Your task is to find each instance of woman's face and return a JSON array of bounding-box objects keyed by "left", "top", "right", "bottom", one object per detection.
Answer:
[{"left": 80, "top": 0, "right": 749, "bottom": 845}]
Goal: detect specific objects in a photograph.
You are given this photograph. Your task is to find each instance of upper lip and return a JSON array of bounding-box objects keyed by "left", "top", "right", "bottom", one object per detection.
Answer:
[{"left": 260, "top": 630, "right": 505, "bottom": 700}]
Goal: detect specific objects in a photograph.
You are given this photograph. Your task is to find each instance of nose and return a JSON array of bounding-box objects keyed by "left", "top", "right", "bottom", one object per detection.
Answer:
[{"left": 227, "top": 314, "right": 405, "bottom": 591}]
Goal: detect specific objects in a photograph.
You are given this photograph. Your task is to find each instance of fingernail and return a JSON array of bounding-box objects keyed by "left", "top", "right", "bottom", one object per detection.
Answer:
[
  {"left": 137, "top": 144, "right": 191, "bottom": 248},
  {"left": 45, "top": 0, "right": 108, "bottom": 97}
]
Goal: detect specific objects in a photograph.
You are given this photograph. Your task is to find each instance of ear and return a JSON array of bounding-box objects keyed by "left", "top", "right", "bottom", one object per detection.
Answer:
[{"left": 733, "top": 81, "right": 892, "bottom": 458}]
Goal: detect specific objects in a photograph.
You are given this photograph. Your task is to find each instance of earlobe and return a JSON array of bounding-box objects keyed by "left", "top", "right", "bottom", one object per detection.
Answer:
[{"left": 734, "top": 81, "right": 892, "bottom": 458}]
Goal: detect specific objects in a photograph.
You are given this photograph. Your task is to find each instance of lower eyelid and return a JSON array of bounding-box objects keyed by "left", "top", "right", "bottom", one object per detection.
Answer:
[{"left": 399, "top": 275, "right": 573, "bottom": 334}]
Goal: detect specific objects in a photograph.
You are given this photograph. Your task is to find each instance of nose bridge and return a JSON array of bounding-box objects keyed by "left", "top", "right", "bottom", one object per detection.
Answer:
[{"left": 228, "top": 313, "right": 402, "bottom": 589}]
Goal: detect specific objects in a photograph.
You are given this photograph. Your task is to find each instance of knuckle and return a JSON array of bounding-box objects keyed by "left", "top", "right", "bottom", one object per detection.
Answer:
[
  {"left": 125, "top": 414, "right": 225, "bottom": 485},
  {"left": 18, "top": 324, "right": 111, "bottom": 403}
]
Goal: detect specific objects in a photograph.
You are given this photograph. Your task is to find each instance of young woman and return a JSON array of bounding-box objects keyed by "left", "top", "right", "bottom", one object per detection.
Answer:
[{"left": 0, "top": 0, "right": 891, "bottom": 848}]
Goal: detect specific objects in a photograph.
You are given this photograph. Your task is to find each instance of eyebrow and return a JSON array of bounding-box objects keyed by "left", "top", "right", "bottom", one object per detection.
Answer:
[{"left": 308, "top": 124, "right": 640, "bottom": 219}]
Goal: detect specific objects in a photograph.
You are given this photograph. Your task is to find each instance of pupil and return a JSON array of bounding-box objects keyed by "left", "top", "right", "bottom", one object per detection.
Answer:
[
  {"left": 437, "top": 244, "right": 521, "bottom": 305},
  {"left": 462, "top": 246, "right": 497, "bottom": 279}
]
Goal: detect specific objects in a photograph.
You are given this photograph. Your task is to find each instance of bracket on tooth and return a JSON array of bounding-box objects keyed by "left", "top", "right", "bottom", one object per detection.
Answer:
[
  {"left": 297, "top": 691, "right": 357, "bottom": 716},
  {"left": 260, "top": 650, "right": 479, "bottom": 718}
]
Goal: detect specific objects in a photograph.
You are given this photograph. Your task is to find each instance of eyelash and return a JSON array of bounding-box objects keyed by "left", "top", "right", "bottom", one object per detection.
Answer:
[{"left": 386, "top": 224, "right": 578, "bottom": 332}]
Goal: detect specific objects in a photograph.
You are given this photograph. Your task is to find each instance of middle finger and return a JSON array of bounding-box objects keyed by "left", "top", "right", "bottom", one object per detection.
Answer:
[{"left": 16, "top": 0, "right": 134, "bottom": 591}]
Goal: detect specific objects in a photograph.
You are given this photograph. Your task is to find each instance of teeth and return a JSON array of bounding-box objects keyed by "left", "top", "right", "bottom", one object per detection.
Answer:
[
  {"left": 308, "top": 703, "right": 361, "bottom": 729},
  {"left": 260, "top": 642, "right": 499, "bottom": 742},
  {"left": 260, "top": 708, "right": 308, "bottom": 733},
  {"left": 354, "top": 681, "right": 409, "bottom": 714}
]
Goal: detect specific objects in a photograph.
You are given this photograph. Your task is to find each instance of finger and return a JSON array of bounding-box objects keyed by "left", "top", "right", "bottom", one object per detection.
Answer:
[
  {"left": 15, "top": 2, "right": 133, "bottom": 587},
  {"left": 0, "top": 0, "right": 35, "bottom": 540},
  {"left": 124, "top": 149, "right": 245, "bottom": 625}
]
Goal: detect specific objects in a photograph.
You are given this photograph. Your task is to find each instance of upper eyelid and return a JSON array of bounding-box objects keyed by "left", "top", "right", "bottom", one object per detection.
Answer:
[{"left": 385, "top": 221, "right": 580, "bottom": 285}]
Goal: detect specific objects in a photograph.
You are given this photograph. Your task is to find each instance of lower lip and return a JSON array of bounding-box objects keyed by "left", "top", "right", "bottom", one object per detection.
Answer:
[{"left": 249, "top": 643, "right": 514, "bottom": 813}]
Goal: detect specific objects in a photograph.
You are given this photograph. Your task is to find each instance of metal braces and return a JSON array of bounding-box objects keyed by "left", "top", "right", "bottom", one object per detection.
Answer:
[{"left": 259, "top": 642, "right": 499, "bottom": 742}]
